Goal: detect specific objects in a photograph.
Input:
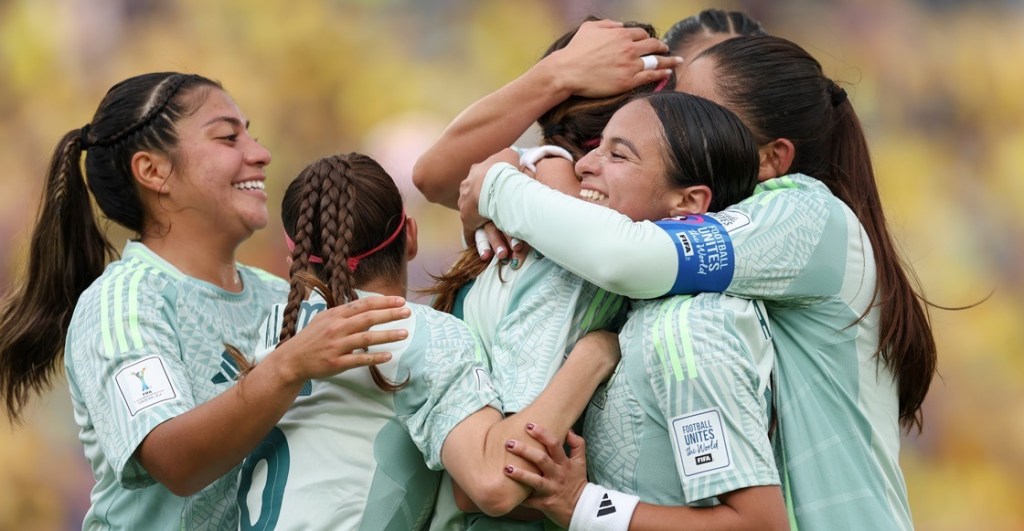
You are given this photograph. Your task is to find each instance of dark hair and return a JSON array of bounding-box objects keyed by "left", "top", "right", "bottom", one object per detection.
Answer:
[
  {"left": 280, "top": 153, "right": 407, "bottom": 392},
  {"left": 703, "top": 35, "right": 937, "bottom": 431},
  {"left": 0, "top": 72, "right": 221, "bottom": 423},
  {"left": 426, "top": 18, "right": 675, "bottom": 313},
  {"left": 640, "top": 92, "right": 759, "bottom": 211},
  {"left": 663, "top": 8, "right": 766, "bottom": 56}
]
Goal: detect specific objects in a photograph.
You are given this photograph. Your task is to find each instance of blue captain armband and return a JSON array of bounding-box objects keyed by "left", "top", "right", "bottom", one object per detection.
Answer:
[{"left": 654, "top": 215, "right": 736, "bottom": 294}]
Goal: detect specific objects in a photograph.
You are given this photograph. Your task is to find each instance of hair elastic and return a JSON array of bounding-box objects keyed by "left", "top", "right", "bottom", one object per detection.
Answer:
[
  {"left": 284, "top": 231, "right": 324, "bottom": 264},
  {"left": 285, "top": 211, "right": 406, "bottom": 271},
  {"left": 346, "top": 210, "right": 407, "bottom": 272},
  {"left": 79, "top": 124, "right": 92, "bottom": 150}
]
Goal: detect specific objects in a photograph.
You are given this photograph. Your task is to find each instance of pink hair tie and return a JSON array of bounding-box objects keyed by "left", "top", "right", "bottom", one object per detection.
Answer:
[
  {"left": 346, "top": 210, "right": 406, "bottom": 272},
  {"left": 654, "top": 77, "right": 670, "bottom": 92},
  {"left": 285, "top": 231, "right": 323, "bottom": 264},
  {"left": 284, "top": 209, "right": 407, "bottom": 271}
]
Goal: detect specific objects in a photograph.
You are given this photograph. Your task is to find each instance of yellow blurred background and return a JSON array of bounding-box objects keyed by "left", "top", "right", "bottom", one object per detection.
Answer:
[{"left": 1, "top": 0, "right": 1021, "bottom": 529}]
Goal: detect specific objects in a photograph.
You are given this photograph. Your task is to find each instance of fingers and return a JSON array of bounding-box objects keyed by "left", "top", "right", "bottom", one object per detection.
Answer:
[
  {"left": 332, "top": 350, "right": 393, "bottom": 371},
  {"left": 482, "top": 222, "right": 510, "bottom": 261},
  {"left": 505, "top": 437, "right": 559, "bottom": 475},
  {"left": 565, "top": 429, "right": 587, "bottom": 459},
  {"left": 503, "top": 460, "right": 546, "bottom": 490},
  {"left": 473, "top": 228, "right": 492, "bottom": 259},
  {"left": 523, "top": 422, "right": 565, "bottom": 460},
  {"left": 338, "top": 328, "right": 409, "bottom": 353},
  {"left": 334, "top": 295, "right": 406, "bottom": 317}
]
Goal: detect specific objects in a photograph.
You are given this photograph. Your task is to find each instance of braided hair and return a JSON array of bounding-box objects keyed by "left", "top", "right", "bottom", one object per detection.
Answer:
[{"left": 280, "top": 153, "right": 408, "bottom": 392}]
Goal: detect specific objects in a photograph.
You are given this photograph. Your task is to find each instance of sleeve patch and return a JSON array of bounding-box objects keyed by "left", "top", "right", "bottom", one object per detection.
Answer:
[
  {"left": 708, "top": 210, "right": 752, "bottom": 234},
  {"left": 654, "top": 215, "right": 736, "bottom": 294},
  {"left": 671, "top": 408, "right": 733, "bottom": 478},
  {"left": 115, "top": 356, "right": 179, "bottom": 417}
]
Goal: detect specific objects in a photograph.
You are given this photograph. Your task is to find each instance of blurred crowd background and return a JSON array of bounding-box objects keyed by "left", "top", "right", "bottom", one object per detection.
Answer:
[{"left": 1, "top": 0, "right": 1022, "bottom": 529}]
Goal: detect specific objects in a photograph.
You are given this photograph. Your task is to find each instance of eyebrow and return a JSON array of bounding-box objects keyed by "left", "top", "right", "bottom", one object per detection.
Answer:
[
  {"left": 608, "top": 136, "right": 640, "bottom": 158},
  {"left": 202, "top": 116, "right": 249, "bottom": 129}
]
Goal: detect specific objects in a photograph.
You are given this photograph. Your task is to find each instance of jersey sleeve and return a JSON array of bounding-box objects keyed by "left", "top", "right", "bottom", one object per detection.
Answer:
[
  {"left": 647, "top": 296, "right": 779, "bottom": 503},
  {"left": 481, "top": 167, "right": 853, "bottom": 304},
  {"left": 65, "top": 273, "right": 196, "bottom": 489},
  {"left": 479, "top": 163, "right": 679, "bottom": 299},
  {"left": 394, "top": 310, "right": 502, "bottom": 471}
]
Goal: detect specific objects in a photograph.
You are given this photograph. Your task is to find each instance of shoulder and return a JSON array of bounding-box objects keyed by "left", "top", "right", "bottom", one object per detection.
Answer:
[{"left": 238, "top": 264, "right": 289, "bottom": 298}]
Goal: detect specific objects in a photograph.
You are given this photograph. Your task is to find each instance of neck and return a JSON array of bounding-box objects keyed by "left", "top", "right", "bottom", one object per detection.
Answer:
[
  {"left": 356, "top": 265, "right": 409, "bottom": 298},
  {"left": 142, "top": 229, "right": 244, "bottom": 292}
]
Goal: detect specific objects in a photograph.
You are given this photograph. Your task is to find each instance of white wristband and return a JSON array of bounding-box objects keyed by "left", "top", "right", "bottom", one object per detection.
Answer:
[
  {"left": 569, "top": 483, "right": 640, "bottom": 531},
  {"left": 519, "top": 144, "right": 574, "bottom": 173}
]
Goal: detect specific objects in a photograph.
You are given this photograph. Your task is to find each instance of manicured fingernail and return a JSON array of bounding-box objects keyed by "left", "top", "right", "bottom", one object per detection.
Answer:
[
  {"left": 526, "top": 422, "right": 535, "bottom": 431},
  {"left": 510, "top": 237, "right": 522, "bottom": 250},
  {"left": 511, "top": 258, "right": 520, "bottom": 270},
  {"left": 496, "top": 246, "right": 507, "bottom": 258},
  {"left": 504, "top": 465, "right": 514, "bottom": 474},
  {"left": 500, "top": 258, "right": 510, "bottom": 266},
  {"left": 533, "top": 250, "right": 543, "bottom": 259},
  {"left": 506, "top": 440, "right": 515, "bottom": 449}
]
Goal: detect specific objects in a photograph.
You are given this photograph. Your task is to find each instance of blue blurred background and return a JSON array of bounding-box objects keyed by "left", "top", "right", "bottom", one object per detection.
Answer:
[{"left": 1, "top": 0, "right": 1022, "bottom": 528}]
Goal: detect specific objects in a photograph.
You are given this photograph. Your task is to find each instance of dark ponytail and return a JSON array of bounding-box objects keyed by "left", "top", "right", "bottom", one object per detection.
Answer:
[
  {"left": 0, "top": 72, "right": 221, "bottom": 423},
  {"left": 704, "top": 35, "right": 937, "bottom": 431}
]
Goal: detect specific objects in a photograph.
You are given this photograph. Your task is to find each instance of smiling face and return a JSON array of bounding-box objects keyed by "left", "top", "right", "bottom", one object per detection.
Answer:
[
  {"left": 573, "top": 99, "right": 674, "bottom": 221},
  {"left": 156, "top": 88, "right": 272, "bottom": 243}
]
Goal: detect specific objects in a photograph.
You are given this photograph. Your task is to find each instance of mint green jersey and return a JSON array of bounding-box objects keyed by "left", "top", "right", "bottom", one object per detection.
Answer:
[
  {"left": 64, "top": 241, "right": 288, "bottom": 530},
  {"left": 480, "top": 167, "right": 912, "bottom": 529},
  {"left": 237, "top": 291, "right": 501, "bottom": 530},
  {"left": 584, "top": 293, "right": 778, "bottom": 505},
  {"left": 462, "top": 255, "right": 624, "bottom": 413}
]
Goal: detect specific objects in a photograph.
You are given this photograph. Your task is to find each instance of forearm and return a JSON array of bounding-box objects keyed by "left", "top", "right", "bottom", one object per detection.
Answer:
[
  {"left": 444, "top": 337, "right": 616, "bottom": 515},
  {"left": 481, "top": 164, "right": 677, "bottom": 298},
  {"left": 627, "top": 486, "right": 788, "bottom": 531},
  {"left": 413, "top": 63, "right": 571, "bottom": 208},
  {"left": 135, "top": 356, "right": 302, "bottom": 496}
]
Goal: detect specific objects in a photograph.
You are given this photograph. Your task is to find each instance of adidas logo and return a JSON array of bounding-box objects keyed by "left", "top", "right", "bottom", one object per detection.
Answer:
[
  {"left": 597, "top": 493, "right": 617, "bottom": 517},
  {"left": 210, "top": 350, "right": 241, "bottom": 384}
]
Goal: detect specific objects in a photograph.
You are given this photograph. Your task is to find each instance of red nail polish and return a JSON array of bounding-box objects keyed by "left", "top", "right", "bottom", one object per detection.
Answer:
[
  {"left": 504, "top": 465, "right": 514, "bottom": 474},
  {"left": 526, "top": 423, "right": 535, "bottom": 431},
  {"left": 506, "top": 440, "right": 515, "bottom": 449}
]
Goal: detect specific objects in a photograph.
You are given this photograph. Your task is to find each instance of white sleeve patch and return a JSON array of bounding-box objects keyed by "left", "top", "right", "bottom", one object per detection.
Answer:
[
  {"left": 115, "top": 356, "right": 179, "bottom": 417},
  {"left": 709, "top": 210, "right": 752, "bottom": 234},
  {"left": 671, "top": 408, "right": 733, "bottom": 478}
]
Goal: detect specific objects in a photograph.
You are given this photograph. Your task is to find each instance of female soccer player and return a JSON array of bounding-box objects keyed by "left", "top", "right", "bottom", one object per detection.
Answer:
[
  {"left": 0, "top": 73, "right": 408, "bottom": 529},
  {"left": 459, "top": 36, "right": 932, "bottom": 530},
  {"left": 234, "top": 152, "right": 621, "bottom": 530}
]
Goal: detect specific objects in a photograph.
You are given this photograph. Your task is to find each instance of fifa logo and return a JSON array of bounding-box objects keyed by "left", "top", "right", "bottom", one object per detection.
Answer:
[{"left": 132, "top": 368, "right": 152, "bottom": 395}]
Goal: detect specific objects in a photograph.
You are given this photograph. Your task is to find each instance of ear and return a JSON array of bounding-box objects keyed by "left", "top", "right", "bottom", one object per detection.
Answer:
[
  {"left": 131, "top": 151, "right": 173, "bottom": 194},
  {"left": 757, "top": 138, "right": 795, "bottom": 181},
  {"left": 666, "top": 185, "right": 712, "bottom": 217},
  {"left": 404, "top": 216, "right": 419, "bottom": 262}
]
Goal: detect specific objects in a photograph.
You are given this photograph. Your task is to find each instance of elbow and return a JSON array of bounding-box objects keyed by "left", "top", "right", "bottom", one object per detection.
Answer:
[
  {"left": 465, "top": 475, "right": 524, "bottom": 517},
  {"left": 411, "top": 156, "right": 447, "bottom": 205},
  {"left": 149, "top": 467, "right": 205, "bottom": 497}
]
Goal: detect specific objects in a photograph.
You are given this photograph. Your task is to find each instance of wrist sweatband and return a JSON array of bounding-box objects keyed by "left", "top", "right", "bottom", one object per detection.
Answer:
[
  {"left": 519, "top": 145, "right": 574, "bottom": 173},
  {"left": 569, "top": 483, "right": 640, "bottom": 531}
]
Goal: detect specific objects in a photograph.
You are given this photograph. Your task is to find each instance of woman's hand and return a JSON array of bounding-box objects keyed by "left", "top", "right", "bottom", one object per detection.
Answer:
[
  {"left": 269, "top": 296, "right": 410, "bottom": 384},
  {"left": 503, "top": 423, "right": 590, "bottom": 528},
  {"left": 460, "top": 149, "right": 526, "bottom": 263},
  {"left": 540, "top": 19, "right": 679, "bottom": 99}
]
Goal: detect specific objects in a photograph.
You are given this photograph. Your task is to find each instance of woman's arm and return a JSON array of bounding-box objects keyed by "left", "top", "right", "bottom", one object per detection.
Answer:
[
  {"left": 135, "top": 297, "right": 409, "bottom": 496},
  {"left": 440, "top": 331, "right": 620, "bottom": 516},
  {"left": 505, "top": 424, "right": 788, "bottom": 531},
  {"left": 460, "top": 162, "right": 679, "bottom": 298},
  {"left": 464, "top": 163, "right": 847, "bottom": 302},
  {"left": 413, "top": 19, "right": 676, "bottom": 209}
]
